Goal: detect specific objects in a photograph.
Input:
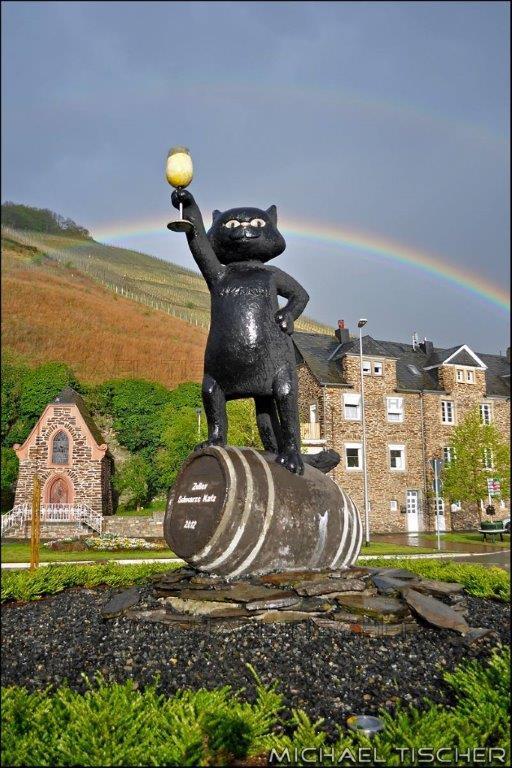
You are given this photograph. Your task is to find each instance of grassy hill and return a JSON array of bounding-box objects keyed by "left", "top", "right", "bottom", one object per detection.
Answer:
[
  {"left": 1, "top": 232, "right": 206, "bottom": 387},
  {"left": 2, "top": 227, "right": 333, "bottom": 334}
]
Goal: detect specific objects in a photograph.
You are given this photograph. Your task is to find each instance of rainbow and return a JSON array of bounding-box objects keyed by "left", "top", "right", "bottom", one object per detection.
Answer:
[{"left": 92, "top": 213, "right": 509, "bottom": 313}]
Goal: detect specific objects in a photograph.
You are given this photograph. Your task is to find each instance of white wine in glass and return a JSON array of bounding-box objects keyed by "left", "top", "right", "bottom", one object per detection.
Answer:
[{"left": 165, "top": 146, "right": 194, "bottom": 233}]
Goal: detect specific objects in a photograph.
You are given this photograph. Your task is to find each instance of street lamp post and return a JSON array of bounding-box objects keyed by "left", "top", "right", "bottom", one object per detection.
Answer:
[{"left": 358, "top": 318, "right": 370, "bottom": 546}]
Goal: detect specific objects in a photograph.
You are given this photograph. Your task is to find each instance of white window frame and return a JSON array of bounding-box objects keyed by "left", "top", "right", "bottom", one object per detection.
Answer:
[
  {"left": 434, "top": 497, "right": 445, "bottom": 515},
  {"left": 466, "top": 369, "right": 474, "bottom": 383},
  {"left": 343, "top": 393, "right": 361, "bottom": 421},
  {"left": 345, "top": 442, "right": 362, "bottom": 471},
  {"left": 451, "top": 500, "right": 462, "bottom": 511},
  {"left": 389, "top": 443, "right": 406, "bottom": 471},
  {"left": 373, "top": 361, "right": 383, "bottom": 376},
  {"left": 480, "top": 403, "right": 492, "bottom": 425},
  {"left": 456, "top": 369, "right": 464, "bottom": 382},
  {"left": 443, "top": 446, "right": 454, "bottom": 463},
  {"left": 362, "top": 360, "right": 371, "bottom": 376},
  {"left": 386, "top": 396, "right": 404, "bottom": 423},
  {"left": 390, "top": 500, "right": 398, "bottom": 512},
  {"left": 441, "top": 400, "right": 455, "bottom": 425}
]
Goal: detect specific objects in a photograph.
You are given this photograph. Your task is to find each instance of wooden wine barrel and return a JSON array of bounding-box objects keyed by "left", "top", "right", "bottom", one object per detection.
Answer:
[{"left": 164, "top": 446, "right": 362, "bottom": 579}]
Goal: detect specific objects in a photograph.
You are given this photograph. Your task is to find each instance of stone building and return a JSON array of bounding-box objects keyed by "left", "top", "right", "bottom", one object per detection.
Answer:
[
  {"left": 13, "top": 387, "right": 115, "bottom": 516},
  {"left": 294, "top": 323, "right": 510, "bottom": 534}
]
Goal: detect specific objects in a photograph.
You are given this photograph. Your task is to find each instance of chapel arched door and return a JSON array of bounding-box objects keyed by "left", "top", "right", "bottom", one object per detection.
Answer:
[{"left": 49, "top": 477, "right": 70, "bottom": 504}]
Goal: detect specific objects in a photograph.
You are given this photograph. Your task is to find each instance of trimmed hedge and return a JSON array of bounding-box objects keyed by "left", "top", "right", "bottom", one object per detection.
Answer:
[{"left": 1, "top": 562, "right": 177, "bottom": 603}]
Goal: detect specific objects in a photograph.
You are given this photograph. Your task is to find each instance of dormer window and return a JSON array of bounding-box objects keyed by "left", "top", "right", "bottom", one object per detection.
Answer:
[{"left": 51, "top": 431, "right": 69, "bottom": 465}]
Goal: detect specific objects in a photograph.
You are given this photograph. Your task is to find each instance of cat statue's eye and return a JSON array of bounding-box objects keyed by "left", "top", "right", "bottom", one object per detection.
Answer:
[
  {"left": 250, "top": 218, "right": 266, "bottom": 228},
  {"left": 224, "top": 220, "right": 241, "bottom": 229}
]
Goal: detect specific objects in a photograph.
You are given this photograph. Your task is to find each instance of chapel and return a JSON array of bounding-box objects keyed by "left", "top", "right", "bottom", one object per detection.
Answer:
[{"left": 13, "top": 387, "right": 115, "bottom": 515}]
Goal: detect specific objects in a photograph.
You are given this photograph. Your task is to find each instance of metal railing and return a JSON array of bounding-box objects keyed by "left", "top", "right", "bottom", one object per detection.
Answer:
[{"left": 1, "top": 503, "right": 103, "bottom": 536}]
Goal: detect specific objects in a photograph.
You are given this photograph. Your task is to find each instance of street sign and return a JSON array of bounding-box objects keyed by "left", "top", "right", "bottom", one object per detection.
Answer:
[
  {"left": 430, "top": 459, "right": 444, "bottom": 474},
  {"left": 433, "top": 478, "right": 443, "bottom": 494},
  {"left": 487, "top": 479, "right": 501, "bottom": 496}
]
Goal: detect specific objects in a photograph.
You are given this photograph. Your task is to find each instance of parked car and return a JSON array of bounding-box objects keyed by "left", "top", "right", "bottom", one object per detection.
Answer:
[{"left": 502, "top": 517, "right": 510, "bottom": 533}]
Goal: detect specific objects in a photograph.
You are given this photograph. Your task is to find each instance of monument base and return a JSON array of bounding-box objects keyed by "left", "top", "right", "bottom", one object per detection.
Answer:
[{"left": 164, "top": 445, "right": 362, "bottom": 578}]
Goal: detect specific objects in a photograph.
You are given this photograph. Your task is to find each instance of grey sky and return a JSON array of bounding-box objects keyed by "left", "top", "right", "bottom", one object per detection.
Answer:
[{"left": 2, "top": 1, "right": 509, "bottom": 353}]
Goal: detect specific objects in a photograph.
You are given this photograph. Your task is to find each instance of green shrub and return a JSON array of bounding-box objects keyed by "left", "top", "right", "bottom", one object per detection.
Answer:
[
  {"left": 1, "top": 649, "right": 509, "bottom": 766},
  {"left": 0, "top": 562, "right": 178, "bottom": 603},
  {"left": 364, "top": 558, "right": 510, "bottom": 601}
]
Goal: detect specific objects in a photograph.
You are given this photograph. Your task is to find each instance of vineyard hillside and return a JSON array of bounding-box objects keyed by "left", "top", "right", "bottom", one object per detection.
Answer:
[
  {"left": 1, "top": 226, "right": 333, "bottom": 334},
  {"left": 1, "top": 233, "right": 206, "bottom": 387}
]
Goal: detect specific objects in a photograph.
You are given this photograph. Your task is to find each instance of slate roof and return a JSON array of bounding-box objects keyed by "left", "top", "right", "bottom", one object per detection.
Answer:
[
  {"left": 293, "top": 332, "right": 510, "bottom": 397},
  {"left": 52, "top": 387, "right": 105, "bottom": 445}
]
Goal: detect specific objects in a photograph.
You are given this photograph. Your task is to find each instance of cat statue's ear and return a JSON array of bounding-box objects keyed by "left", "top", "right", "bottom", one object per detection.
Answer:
[
  {"left": 212, "top": 210, "right": 222, "bottom": 223},
  {"left": 266, "top": 205, "right": 277, "bottom": 226}
]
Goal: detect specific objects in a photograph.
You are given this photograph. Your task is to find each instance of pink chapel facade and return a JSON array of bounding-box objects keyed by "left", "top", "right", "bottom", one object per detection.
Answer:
[{"left": 13, "top": 388, "right": 115, "bottom": 515}]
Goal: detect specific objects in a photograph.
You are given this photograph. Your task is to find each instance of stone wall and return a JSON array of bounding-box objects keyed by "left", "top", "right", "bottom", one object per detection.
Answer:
[
  {"left": 102, "top": 515, "right": 164, "bottom": 539},
  {"left": 4, "top": 515, "right": 165, "bottom": 541}
]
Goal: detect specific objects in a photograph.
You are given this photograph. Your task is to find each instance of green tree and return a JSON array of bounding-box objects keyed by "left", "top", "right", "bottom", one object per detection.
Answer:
[
  {"left": 113, "top": 455, "right": 152, "bottom": 511},
  {"left": 1, "top": 447, "right": 19, "bottom": 511},
  {"left": 1, "top": 355, "right": 29, "bottom": 445},
  {"left": 93, "top": 379, "right": 171, "bottom": 455},
  {"left": 442, "top": 408, "right": 510, "bottom": 521},
  {"left": 156, "top": 398, "right": 262, "bottom": 490}
]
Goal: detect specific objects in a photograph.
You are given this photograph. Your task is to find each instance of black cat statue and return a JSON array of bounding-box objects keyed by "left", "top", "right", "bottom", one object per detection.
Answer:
[
  {"left": 170, "top": 188, "right": 340, "bottom": 476},
  {"left": 163, "top": 189, "right": 362, "bottom": 577}
]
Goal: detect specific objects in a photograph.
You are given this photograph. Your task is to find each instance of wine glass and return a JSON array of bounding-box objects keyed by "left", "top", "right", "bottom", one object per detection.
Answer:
[{"left": 165, "top": 146, "right": 194, "bottom": 233}]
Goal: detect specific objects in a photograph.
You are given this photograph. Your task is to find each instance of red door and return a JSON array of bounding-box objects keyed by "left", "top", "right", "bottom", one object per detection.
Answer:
[{"left": 49, "top": 477, "right": 69, "bottom": 504}]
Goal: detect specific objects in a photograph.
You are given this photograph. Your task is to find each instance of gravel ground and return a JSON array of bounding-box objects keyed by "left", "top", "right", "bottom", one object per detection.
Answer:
[{"left": 2, "top": 586, "right": 510, "bottom": 738}]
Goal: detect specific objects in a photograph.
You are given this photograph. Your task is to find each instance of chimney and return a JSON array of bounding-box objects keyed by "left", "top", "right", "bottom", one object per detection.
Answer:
[
  {"left": 335, "top": 319, "right": 350, "bottom": 344},
  {"left": 412, "top": 332, "right": 419, "bottom": 351},
  {"left": 419, "top": 337, "right": 434, "bottom": 357}
]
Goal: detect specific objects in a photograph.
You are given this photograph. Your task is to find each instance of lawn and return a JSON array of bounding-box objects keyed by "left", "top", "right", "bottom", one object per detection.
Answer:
[
  {"left": 0, "top": 539, "right": 436, "bottom": 564},
  {"left": 1, "top": 542, "right": 176, "bottom": 563},
  {"left": 421, "top": 532, "right": 510, "bottom": 548}
]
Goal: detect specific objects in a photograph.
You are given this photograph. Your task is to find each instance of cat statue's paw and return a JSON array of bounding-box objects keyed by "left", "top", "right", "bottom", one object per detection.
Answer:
[
  {"left": 275, "top": 310, "right": 294, "bottom": 335},
  {"left": 275, "top": 448, "right": 304, "bottom": 475},
  {"left": 171, "top": 188, "right": 194, "bottom": 209},
  {"left": 194, "top": 437, "right": 226, "bottom": 452}
]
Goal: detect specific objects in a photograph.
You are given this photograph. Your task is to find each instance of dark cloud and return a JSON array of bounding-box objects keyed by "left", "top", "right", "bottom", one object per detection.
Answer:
[{"left": 2, "top": 1, "right": 509, "bottom": 352}]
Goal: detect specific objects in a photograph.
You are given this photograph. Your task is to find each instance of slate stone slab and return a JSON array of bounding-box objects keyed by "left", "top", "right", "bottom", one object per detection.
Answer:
[
  {"left": 413, "top": 579, "right": 464, "bottom": 596},
  {"left": 461, "top": 627, "right": 492, "bottom": 645},
  {"left": 311, "top": 617, "right": 352, "bottom": 631},
  {"left": 402, "top": 588, "right": 469, "bottom": 634},
  {"left": 371, "top": 575, "right": 421, "bottom": 595},
  {"left": 373, "top": 568, "right": 418, "bottom": 580},
  {"left": 101, "top": 588, "right": 140, "bottom": 618},
  {"left": 295, "top": 598, "right": 335, "bottom": 613},
  {"left": 295, "top": 579, "right": 366, "bottom": 597},
  {"left": 245, "top": 595, "right": 300, "bottom": 611},
  {"left": 163, "top": 597, "right": 245, "bottom": 616},
  {"left": 350, "top": 622, "right": 419, "bottom": 637},
  {"left": 257, "top": 610, "right": 317, "bottom": 624},
  {"left": 334, "top": 594, "right": 410, "bottom": 621},
  {"left": 329, "top": 567, "right": 373, "bottom": 580}
]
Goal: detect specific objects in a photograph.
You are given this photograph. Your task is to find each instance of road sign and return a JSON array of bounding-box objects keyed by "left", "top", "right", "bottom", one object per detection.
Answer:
[
  {"left": 430, "top": 459, "right": 444, "bottom": 474},
  {"left": 487, "top": 479, "right": 501, "bottom": 496}
]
